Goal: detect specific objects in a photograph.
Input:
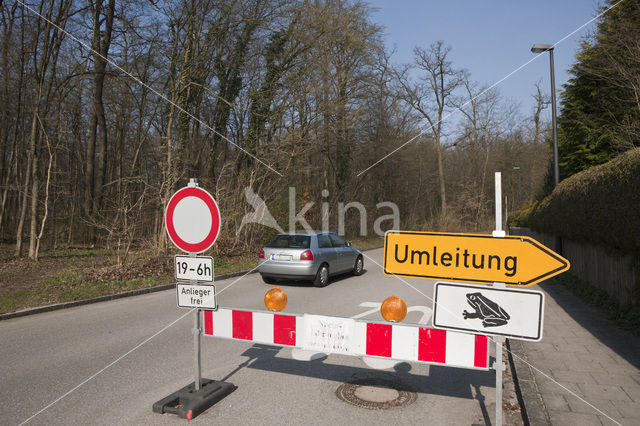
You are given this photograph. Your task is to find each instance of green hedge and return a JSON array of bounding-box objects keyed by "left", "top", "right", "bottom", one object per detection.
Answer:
[{"left": 510, "top": 148, "right": 640, "bottom": 255}]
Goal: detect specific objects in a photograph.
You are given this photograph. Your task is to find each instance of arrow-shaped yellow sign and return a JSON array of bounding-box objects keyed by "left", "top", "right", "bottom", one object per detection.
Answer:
[{"left": 383, "top": 231, "right": 570, "bottom": 287}]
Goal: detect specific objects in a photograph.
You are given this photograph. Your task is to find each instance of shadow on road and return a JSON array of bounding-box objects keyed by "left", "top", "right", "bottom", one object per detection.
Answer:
[{"left": 219, "top": 343, "right": 495, "bottom": 401}]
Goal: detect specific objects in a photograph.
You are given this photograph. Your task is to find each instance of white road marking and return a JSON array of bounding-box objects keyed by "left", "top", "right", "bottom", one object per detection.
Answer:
[{"left": 351, "top": 302, "right": 381, "bottom": 319}]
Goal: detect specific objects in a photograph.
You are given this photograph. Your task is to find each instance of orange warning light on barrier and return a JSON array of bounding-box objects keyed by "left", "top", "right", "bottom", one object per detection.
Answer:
[
  {"left": 264, "top": 287, "right": 287, "bottom": 312},
  {"left": 380, "top": 295, "right": 407, "bottom": 322}
]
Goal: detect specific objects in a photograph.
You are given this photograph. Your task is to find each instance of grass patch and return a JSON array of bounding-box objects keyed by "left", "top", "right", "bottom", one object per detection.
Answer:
[
  {"left": 56, "top": 276, "right": 170, "bottom": 303},
  {"left": 557, "top": 273, "right": 640, "bottom": 337},
  {"left": 0, "top": 239, "right": 385, "bottom": 315},
  {"left": 40, "top": 247, "right": 112, "bottom": 258},
  {"left": 350, "top": 236, "right": 384, "bottom": 251},
  {"left": 39, "top": 268, "right": 85, "bottom": 287},
  {"left": 0, "top": 289, "right": 42, "bottom": 313},
  {"left": 216, "top": 258, "right": 256, "bottom": 275}
]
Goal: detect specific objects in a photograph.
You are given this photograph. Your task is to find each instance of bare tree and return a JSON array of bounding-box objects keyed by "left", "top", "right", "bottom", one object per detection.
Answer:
[
  {"left": 451, "top": 72, "right": 520, "bottom": 229},
  {"left": 0, "top": 0, "right": 555, "bottom": 259},
  {"left": 0, "top": 2, "right": 20, "bottom": 234},
  {"left": 396, "top": 41, "right": 462, "bottom": 218},
  {"left": 532, "top": 79, "right": 550, "bottom": 144},
  {"left": 209, "top": 0, "right": 272, "bottom": 178},
  {"left": 15, "top": 0, "right": 72, "bottom": 257},
  {"left": 85, "top": 0, "right": 116, "bottom": 219}
]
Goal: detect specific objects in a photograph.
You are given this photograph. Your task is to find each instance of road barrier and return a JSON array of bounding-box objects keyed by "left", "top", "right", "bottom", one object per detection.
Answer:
[
  {"left": 203, "top": 307, "right": 489, "bottom": 370},
  {"left": 157, "top": 176, "right": 554, "bottom": 424}
]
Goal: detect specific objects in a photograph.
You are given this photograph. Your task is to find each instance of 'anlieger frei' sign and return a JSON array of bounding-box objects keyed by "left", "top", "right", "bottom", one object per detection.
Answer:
[{"left": 383, "top": 231, "right": 569, "bottom": 287}]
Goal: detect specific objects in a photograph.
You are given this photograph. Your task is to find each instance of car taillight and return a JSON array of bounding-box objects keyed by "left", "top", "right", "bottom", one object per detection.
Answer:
[
  {"left": 300, "top": 250, "right": 313, "bottom": 261},
  {"left": 259, "top": 249, "right": 265, "bottom": 259}
]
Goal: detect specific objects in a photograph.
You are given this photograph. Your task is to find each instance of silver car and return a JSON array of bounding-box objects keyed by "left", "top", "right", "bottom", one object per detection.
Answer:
[{"left": 258, "top": 232, "right": 364, "bottom": 287}]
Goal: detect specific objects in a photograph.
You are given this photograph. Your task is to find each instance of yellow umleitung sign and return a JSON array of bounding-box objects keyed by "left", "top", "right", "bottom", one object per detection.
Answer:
[{"left": 383, "top": 231, "right": 569, "bottom": 287}]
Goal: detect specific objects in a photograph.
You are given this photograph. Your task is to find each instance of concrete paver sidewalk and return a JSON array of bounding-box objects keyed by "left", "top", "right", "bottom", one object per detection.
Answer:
[{"left": 509, "top": 280, "right": 640, "bottom": 425}]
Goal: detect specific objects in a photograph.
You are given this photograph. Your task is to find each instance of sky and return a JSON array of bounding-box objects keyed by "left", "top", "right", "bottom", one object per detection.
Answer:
[{"left": 366, "top": 0, "right": 606, "bottom": 123}]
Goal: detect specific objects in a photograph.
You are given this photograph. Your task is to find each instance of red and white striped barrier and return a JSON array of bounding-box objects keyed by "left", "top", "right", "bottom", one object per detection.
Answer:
[{"left": 203, "top": 308, "right": 489, "bottom": 370}]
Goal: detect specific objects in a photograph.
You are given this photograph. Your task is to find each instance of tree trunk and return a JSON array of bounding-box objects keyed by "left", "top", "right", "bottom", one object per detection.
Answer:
[
  {"left": 434, "top": 132, "right": 447, "bottom": 215},
  {"left": 0, "top": 2, "right": 17, "bottom": 184},
  {"left": 15, "top": 113, "right": 38, "bottom": 256},
  {"left": 35, "top": 141, "right": 55, "bottom": 261},
  {"left": 28, "top": 149, "right": 38, "bottom": 259},
  {"left": 210, "top": 16, "right": 258, "bottom": 178},
  {"left": 240, "top": 30, "right": 288, "bottom": 171},
  {"left": 85, "top": 113, "right": 96, "bottom": 215},
  {"left": 86, "top": 0, "right": 116, "bottom": 218}
]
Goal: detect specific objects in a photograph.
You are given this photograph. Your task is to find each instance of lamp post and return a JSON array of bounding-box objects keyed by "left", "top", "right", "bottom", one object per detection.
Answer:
[
  {"left": 532, "top": 44, "right": 563, "bottom": 257},
  {"left": 531, "top": 44, "right": 559, "bottom": 187}
]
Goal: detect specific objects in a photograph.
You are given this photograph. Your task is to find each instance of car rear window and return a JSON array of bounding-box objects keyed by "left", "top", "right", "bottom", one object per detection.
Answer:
[
  {"left": 317, "top": 234, "right": 332, "bottom": 248},
  {"left": 266, "top": 235, "right": 311, "bottom": 249},
  {"left": 329, "top": 233, "right": 347, "bottom": 247}
]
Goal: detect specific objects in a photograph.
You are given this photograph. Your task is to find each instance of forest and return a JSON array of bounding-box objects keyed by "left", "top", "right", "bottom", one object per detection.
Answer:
[{"left": 0, "top": 0, "right": 553, "bottom": 263}]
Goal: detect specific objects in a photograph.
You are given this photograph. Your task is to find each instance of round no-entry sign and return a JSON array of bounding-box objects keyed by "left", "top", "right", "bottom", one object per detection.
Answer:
[{"left": 165, "top": 184, "right": 221, "bottom": 253}]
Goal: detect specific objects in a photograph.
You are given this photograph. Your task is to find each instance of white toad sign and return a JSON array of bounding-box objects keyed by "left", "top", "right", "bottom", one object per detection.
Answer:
[{"left": 462, "top": 292, "right": 510, "bottom": 327}]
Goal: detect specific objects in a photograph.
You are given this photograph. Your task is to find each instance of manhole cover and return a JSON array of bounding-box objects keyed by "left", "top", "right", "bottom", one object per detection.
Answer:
[{"left": 335, "top": 378, "right": 417, "bottom": 409}]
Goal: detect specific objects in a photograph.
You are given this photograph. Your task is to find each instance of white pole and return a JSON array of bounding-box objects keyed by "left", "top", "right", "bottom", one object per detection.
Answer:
[
  {"left": 493, "top": 171, "right": 505, "bottom": 426},
  {"left": 493, "top": 172, "right": 505, "bottom": 237}
]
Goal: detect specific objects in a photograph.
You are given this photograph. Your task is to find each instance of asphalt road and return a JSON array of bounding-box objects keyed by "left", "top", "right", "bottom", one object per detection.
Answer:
[{"left": 0, "top": 248, "right": 498, "bottom": 425}]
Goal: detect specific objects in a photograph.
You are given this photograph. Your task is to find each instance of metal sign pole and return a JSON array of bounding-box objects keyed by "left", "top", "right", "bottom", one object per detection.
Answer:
[
  {"left": 194, "top": 308, "right": 201, "bottom": 391},
  {"left": 155, "top": 178, "right": 234, "bottom": 420},
  {"left": 493, "top": 171, "right": 505, "bottom": 426},
  {"left": 189, "top": 251, "right": 201, "bottom": 392},
  {"left": 187, "top": 178, "right": 202, "bottom": 392},
  {"left": 494, "top": 335, "right": 505, "bottom": 426}
]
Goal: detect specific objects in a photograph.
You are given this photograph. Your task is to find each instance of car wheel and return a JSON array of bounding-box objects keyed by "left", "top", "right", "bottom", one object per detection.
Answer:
[
  {"left": 262, "top": 275, "right": 276, "bottom": 284},
  {"left": 313, "top": 264, "right": 329, "bottom": 287},
  {"left": 352, "top": 256, "right": 364, "bottom": 276}
]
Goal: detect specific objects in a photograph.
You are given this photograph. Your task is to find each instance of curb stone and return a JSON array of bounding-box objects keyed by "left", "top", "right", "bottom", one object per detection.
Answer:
[
  {"left": 0, "top": 245, "right": 384, "bottom": 321},
  {"left": 507, "top": 338, "right": 550, "bottom": 425}
]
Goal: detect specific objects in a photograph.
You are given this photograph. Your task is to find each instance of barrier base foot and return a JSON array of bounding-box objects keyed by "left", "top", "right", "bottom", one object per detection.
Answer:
[{"left": 152, "top": 379, "right": 235, "bottom": 420}]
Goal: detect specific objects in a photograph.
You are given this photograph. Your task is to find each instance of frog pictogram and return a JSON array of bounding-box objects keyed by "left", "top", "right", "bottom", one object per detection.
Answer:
[{"left": 462, "top": 292, "right": 510, "bottom": 327}]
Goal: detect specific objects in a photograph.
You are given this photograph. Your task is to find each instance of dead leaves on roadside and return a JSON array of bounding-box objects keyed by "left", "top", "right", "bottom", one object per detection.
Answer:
[{"left": 84, "top": 256, "right": 172, "bottom": 282}]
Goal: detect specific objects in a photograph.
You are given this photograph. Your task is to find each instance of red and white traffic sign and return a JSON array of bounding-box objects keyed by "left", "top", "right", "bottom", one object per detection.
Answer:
[{"left": 165, "top": 182, "right": 221, "bottom": 253}]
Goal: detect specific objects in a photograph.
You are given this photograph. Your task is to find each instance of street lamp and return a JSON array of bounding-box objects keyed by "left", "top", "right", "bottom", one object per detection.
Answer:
[
  {"left": 531, "top": 44, "right": 559, "bottom": 187},
  {"left": 532, "top": 44, "right": 563, "bottom": 256}
]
